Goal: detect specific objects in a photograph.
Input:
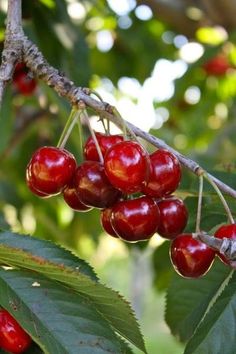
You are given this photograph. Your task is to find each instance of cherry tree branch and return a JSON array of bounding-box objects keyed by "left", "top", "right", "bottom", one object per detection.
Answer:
[{"left": 0, "top": 0, "right": 23, "bottom": 105}]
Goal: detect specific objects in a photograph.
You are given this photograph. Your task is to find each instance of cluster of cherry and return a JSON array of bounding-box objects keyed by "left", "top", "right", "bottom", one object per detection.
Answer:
[
  {"left": 0, "top": 309, "right": 31, "bottom": 353},
  {"left": 26, "top": 132, "right": 189, "bottom": 244}
]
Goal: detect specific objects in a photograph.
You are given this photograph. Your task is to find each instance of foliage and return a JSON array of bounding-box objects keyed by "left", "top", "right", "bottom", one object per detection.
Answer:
[{"left": 1, "top": 0, "right": 236, "bottom": 353}]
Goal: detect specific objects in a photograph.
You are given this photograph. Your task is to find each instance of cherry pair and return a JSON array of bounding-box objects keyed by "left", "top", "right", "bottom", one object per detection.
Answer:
[
  {"left": 0, "top": 309, "right": 31, "bottom": 353},
  {"left": 170, "top": 223, "right": 236, "bottom": 278}
]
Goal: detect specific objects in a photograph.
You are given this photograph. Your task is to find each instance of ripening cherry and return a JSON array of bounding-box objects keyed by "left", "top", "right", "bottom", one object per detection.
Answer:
[
  {"left": 100, "top": 207, "right": 118, "bottom": 238},
  {"left": 111, "top": 196, "right": 160, "bottom": 242},
  {"left": 13, "top": 63, "right": 36, "bottom": 95},
  {"left": 156, "top": 196, "right": 188, "bottom": 239},
  {"left": 142, "top": 149, "right": 181, "bottom": 198},
  {"left": 26, "top": 146, "right": 77, "bottom": 196},
  {"left": 74, "top": 161, "right": 122, "bottom": 208},
  {"left": 170, "top": 233, "right": 216, "bottom": 278},
  {"left": 214, "top": 224, "right": 236, "bottom": 265},
  {"left": 84, "top": 132, "right": 123, "bottom": 161},
  {"left": 104, "top": 141, "right": 150, "bottom": 194},
  {"left": 203, "top": 55, "right": 231, "bottom": 76},
  {"left": 0, "top": 309, "right": 32, "bottom": 354},
  {"left": 63, "top": 181, "right": 92, "bottom": 212}
]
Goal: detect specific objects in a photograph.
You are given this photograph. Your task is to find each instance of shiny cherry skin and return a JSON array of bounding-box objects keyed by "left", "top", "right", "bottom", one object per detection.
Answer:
[
  {"left": 170, "top": 233, "right": 215, "bottom": 278},
  {"left": 203, "top": 56, "right": 230, "bottom": 76},
  {"left": 63, "top": 181, "right": 92, "bottom": 212},
  {"left": 214, "top": 224, "right": 236, "bottom": 265},
  {"left": 100, "top": 208, "right": 118, "bottom": 238},
  {"left": 111, "top": 196, "right": 160, "bottom": 242},
  {"left": 143, "top": 149, "right": 181, "bottom": 198},
  {"left": 0, "top": 309, "right": 32, "bottom": 354},
  {"left": 84, "top": 132, "right": 123, "bottom": 161},
  {"left": 104, "top": 141, "right": 150, "bottom": 194},
  {"left": 74, "top": 161, "right": 122, "bottom": 208},
  {"left": 26, "top": 146, "right": 77, "bottom": 196},
  {"left": 26, "top": 178, "right": 50, "bottom": 198},
  {"left": 156, "top": 196, "right": 188, "bottom": 239}
]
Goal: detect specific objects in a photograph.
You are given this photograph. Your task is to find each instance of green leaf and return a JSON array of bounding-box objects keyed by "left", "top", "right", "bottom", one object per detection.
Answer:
[
  {"left": 0, "top": 86, "right": 14, "bottom": 153},
  {"left": 0, "top": 231, "right": 146, "bottom": 353},
  {"left": 165, "top": 260, "right": 232, "bottom": 342},
  {"left": 184, "top": 270, "right": 236, "bottom": 354},
  {"left": 152, "top": 241, "right": 174, "bottom": 292},
  {"left": 0, "top": 268, "right": 133, "bottom": 354}
]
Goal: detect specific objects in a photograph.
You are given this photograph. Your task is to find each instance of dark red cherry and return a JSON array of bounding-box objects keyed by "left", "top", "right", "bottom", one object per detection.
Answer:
[
  {"left": 104, "top": 141, "right": 150, "bottom": 194},
  {"left": 0, "top": 309, "right": 32, "bottom": 354},
  {"left": 26, "top": 146, "right": 76, "bottom": 196},
  {"left": 100, "top": 208, "right": 118, "bottom": 238},
  {"left": 170, "top": 233, "right": 215, "bottom": 278},
  {"left": 111, "top": 196, "right": 160, "bottom": 242},
  {"left": 13, "top": 71, "right": 36, "bottom": 95},
  {"left": 203, "top": 55, "right": 230, "bottom": 76},
  {"left": 26, "top": 178, "right": 50, "bottom": 198},
  {"left": 74, "top": 161, "right": 122, "bottom": 208},
  {"left": 214, "top": 224, "right": 236, "bottom": 265},
  {"left": 84, "top": 132, "right": 123, "bottom": 161},
  {"left": 143, "top": 149, "right": 181, "bottom": 198},
  {"left": 63, "top": 181, "right": 92, "bottom": 212},
  {"left": 156, "top": 196, "right": 188, "bottom": 239}
]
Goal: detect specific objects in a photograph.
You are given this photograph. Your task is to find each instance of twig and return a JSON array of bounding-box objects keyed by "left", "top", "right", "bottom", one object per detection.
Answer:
[{"left": 0, "top": 0, "right": 23, "bottom": 106}]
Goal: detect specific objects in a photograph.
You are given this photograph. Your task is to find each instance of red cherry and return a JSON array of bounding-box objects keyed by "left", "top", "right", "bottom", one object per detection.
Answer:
[
  {"left": 74, "top": 161, "right": 122, "bottom": 208},
  {"left": 26, "top": 178, "right": 50, "bottom": 198},
  {"left": 203, "top": 56, "right": 230, "bottom": 76},
  {"left": 100, "top": 208, "right": 118, "bottom": 238},
  {"left": 156, "top": 197, "right": 188, "bottom": 239},
  {"left": 26, "top": 146, "right": 76, "bottom": 196},
  {"left": 104, "top": 141, "right": 150, "bottom": 194},
  {"left": 63, "top": 182, "right": 92, "bottom": 212},
  {"left": 84, "top": 132, "right": 123, "bottom": 161},
  {"left": 111, "top": 196, "right": 160, "bottom": 242},
  {"left": 214, "top": 224, "right": 236, "bottom": 265},
  {"left": 142, "top": 149, "right": 181, "bottom": 198},
  {"left": 170, "top": 233, "right": 215, "bottom": 278},
  {"left": 0, "top": 309, "right": 31, "bottom": 354},
  {"left": 13, "top": 71, "right": 36, "bottom": 95}
]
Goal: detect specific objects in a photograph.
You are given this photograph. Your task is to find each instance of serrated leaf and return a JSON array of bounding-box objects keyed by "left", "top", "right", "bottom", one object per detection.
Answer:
[
  {"left": 0, "top": 268, "right": 132, "bottom": 354},
  {"left": 184, "top": 270, "right": 236, "bottom": 354},
  {"left": 165, "top": 260, "right": 231, "bottom": 342},
  {"left": 0, "top": 231, "right": 146, "bottom": 353}
]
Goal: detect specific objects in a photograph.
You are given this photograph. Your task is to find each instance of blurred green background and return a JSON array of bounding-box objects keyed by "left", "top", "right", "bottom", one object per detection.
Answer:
[{"left": 1, "top": 0, "right": 236, "bottom": 353}]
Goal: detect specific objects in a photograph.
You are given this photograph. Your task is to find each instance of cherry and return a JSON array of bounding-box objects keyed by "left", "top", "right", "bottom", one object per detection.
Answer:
[
  {"left": 170, "top": 233, "right": 215, "bottom": 278},
  {"left": 203, "top": 55, "right": 230, "bottom": 76},
  {"left": 13, "top": 63, "right": 36, "bottom": 96},
  {"left": 142, "top": 149, "right": 181, "bottom": 198},
  {"left": 214, "top": 224, "right": 236, "bottom": 265},
  {"left": 26, "top": 146, "right": 76, "bottom": 196},
  {"left": 111, "top": 196, "right": 160, "bottom": 242},
  {"left": 84, "top": 132, "right": 123, "bottom": 161},
  {"left": 100, "top": 208, "right": 118, "bottom": 238},
  {"left": 0, "top": 309, "right": 31, "bottom": 354},
  {"left": 74, "top": 161, "right": 122, "bottom": 208},
  {"left": 156, "top": 196, "right": 188, "bottom": 239},
  {"left": 63, "top": 181, "right": 92, "bottom": 212},
  {"left": 26, "top": 178, "right": 50, "bottom": 198},
  {"left": 104, "top": 141, "right": 150, "bottom": 194}
]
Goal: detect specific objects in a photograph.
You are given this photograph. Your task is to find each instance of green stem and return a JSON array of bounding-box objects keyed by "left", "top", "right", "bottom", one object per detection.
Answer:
[
  {"left": 83, "top": 110, "right": 104, "bottom": 164},
  {"left": 77, "top": 115, "right": 84, "bottom": 162},
  {"left": 59, "top": 110, "right": 80, "bottom": 149},
  {"left": 112, "top": 107, "right": 138, "bottom": 142},
  {"left": 57, "top": 108, "right": 77, "bottom": 148},
  {"left": 196, "top": 175, "right": 203, "bottom": 233},
  {"left": 204, "top": 172, "right": 234, "bottom": 224}
]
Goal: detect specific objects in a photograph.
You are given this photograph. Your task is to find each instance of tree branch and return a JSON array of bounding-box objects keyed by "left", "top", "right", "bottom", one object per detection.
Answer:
[{"left": 0, "top": 0, "right": 23, "bottom": 106}]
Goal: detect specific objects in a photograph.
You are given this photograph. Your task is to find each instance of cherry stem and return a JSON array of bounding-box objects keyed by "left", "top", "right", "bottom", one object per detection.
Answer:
[
  {"left": 204, "top": 172, "right": 234, "bottom": 224},
  {"left": 83, "top": 109, "right": 104, "bottom": 164},
  {"left": 57, "top": 108, "right": 79, "bottom": 149},
  {"left": 76, "top": 114, "right": 84, "bottom": 162},
  {"left": 196, "top": 175, "right": 203, "bottom": 233},
  {"left": 112, "top": 107, "right": 138, "bottom": 142}
]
